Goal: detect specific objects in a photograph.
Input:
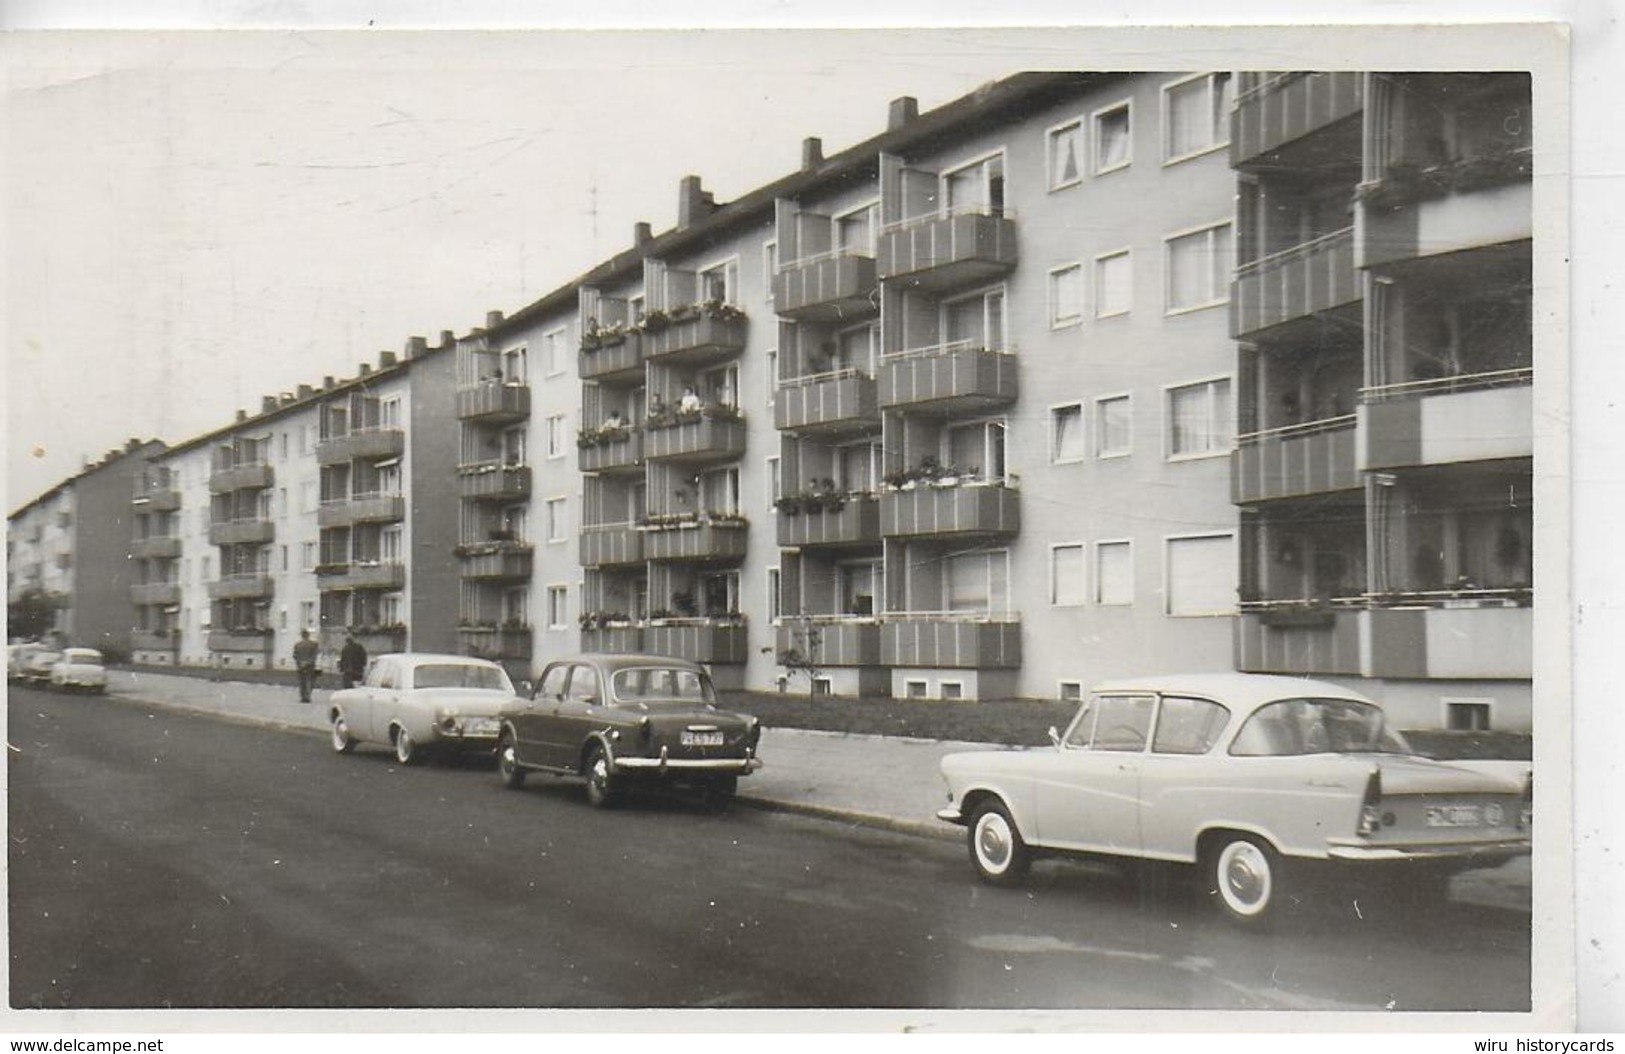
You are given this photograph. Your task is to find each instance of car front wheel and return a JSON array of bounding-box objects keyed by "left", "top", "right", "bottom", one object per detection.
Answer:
[
  {"left": 1208, "top": 834, "right": 1282, "bottom": 924},
  {"left": 394, "top": 726, "right": 423, "bottom": 766},
  {"left": 968, "top": 799, "right": 1031, "bottom": 887},
  {"left": 584, "top": 744, "right": 621, "bottom": 808},
  {"left": 331, "top": 712, "right": 357, "bottom": 754},
  {"left": 497, "top": 734, "right": 526, "bottom": 789}
]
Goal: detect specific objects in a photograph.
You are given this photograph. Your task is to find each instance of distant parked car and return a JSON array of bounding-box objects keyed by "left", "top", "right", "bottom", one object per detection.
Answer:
[
  {"left": 495, "top": 653, "right": 763, "bottom": 808},
  {"left": 49, "top": 647, "right": 107, "bottom": 693},
  {"left": 937, "top": 673, "right": 1532, "bottom": 924},
  {"left": 16, "top": 647, "right": 62, "bottom": 686},
  {"left": 328, "top": 653, "right": 519, "bottom": 765}
]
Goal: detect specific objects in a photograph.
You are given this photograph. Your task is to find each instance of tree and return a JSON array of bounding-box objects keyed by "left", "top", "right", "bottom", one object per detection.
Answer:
[
  {"left": 775, "top": 620, "right": 825, "bottom": 697},
  {"left": 8, "top": 587, "right": 60, "bottom": 641}
]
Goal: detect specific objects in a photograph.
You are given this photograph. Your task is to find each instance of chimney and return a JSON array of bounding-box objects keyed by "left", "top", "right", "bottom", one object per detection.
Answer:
[
  {"left": 279, "top": 392, "right": 296, "bottom": 406},
  {"left": 261, "top": 395, "right": 278, "bottom": 413},
  {"left": 888, "top": 96, "right": 919, "bottom": 131},
  {"left": 379, "top": 351, "right": 398, "bottom": 369},
  {"left": 406, "top": 335, "right": 428, "bottom": 358},
  {"left": 633, "top": 221, "right": 653, "bottom": 247},
  {"left": 323, "top": 375, "right": 336, "bottom": 391},
  {"left": 439, "top": 330, "right": 455, "bottom": 348},
  {"left": 126, "top": 437, "right": 141, "bottom": 452},
  {"left": 358, "top": 363, "right": 372, "bottom": 377},
  {"left": 802, "top": 136, "right": 824, "bottom": 170},
  {"left": 236, "top": 409, "right": 248, "bottom": 422},
  {"left": 486, "top": 310, "right": 505, "bottom": 329},
  {"left": 677, "top": 175, "right": 714, "bottom": 229},
  {"left": 297, "top": 384, "right": 315, "bottom": 399}
]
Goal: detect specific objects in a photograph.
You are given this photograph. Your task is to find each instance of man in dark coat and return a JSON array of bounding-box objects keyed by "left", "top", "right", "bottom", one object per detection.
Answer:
[
  {"left": 292, "top": 629, "right": 319, "bottom": 703},
  {"left": 339, "top": 630, "right": 368, "bottom": 689}
]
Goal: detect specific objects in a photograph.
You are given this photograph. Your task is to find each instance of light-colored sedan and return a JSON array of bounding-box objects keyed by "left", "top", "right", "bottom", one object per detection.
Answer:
[
  {"left": 937, "top": 673, "right": 1532, "bottom": 924},
  {"left": 49, "top": 647, "right": 106, "bottom": 692},
  {"left": 328, "top": 653, "right": 520, "bottom": 765}
]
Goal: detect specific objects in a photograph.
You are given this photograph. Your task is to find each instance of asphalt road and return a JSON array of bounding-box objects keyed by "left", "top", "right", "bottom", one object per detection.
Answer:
[{"left": 7, "top": 685, "right": 1531, "bottom": 1012}]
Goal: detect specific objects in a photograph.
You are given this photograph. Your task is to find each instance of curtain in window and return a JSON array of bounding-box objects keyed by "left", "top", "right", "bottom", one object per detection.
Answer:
[
  {"left": 1098, "top": 397, "right": 1132, "bottom": 454},
  {"left": 1167, "top": 535, "right": 1237, "bottom": 615},
  {"left": 1051, "top": 545, "right": 1085, "bottom": 605},
  {"left": 1096, "top": 253, "right": 1131, "bottom": 315},
  {"left": 1053, "top": 406, "right": 1085, "bottom": 461},
  {"left": 1096, "top": 541, "right": 1133, "bottom": 604},
  {"left": 1098, "top": 110, "right": 1131, "bottom": 168},
  {"left": 1051, "top": 124, "right": 1081, "bottom": 186}
]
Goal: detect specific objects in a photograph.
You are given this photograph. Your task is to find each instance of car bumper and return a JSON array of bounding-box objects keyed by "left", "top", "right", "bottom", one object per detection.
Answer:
[
  {"left": 937, "top": 806, "right": 967, "bottom": 825},
  {"left": 613, "top": 755, "right": 764, "bottom": 775},
  {"left": 1324, "top": 837, "right": 1531, "bottom": 863}
]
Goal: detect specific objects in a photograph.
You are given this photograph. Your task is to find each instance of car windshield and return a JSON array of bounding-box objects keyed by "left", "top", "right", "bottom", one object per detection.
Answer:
[
  {"left": 611, "top": 667, "right": 713, "bottom": 705},
  {"left": 63, "top": 649, "right": 102, "bottom": 663},
  {"left": 411, "top": 663, "right": 512, "bottom": 692},
  {"left": 1229, "top": 697, "right": 1411, "bottom": 757}
]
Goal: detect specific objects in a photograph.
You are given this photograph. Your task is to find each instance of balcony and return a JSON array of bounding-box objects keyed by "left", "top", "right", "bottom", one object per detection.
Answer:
[
  {"left": 1231, "top": 228, "right": 1359, "bottom": 339},
  {"left": 775, "top": 617, "right": 881, "bottom": 667},
  {"left": 1237, "top": 601, "right": 1363, "bottom": 676},
  {"left": 332, "top": 562, "right": 407, "bottom": 592},
  {"left": 580, "top": 623, "right": 646, "bottom": 654},
  {"left": 774, "top": 371, "right": 880, "bottom": 437},
  {"left": 318, "top": 493, "right": 406, "bottom": 528},
  {"left": 776, "top": 494, "right": 881, "bottom": 548},
  {"left": 773, "top": 252, "right": 879, "bottom": 321},
  {"left": 1232, "top": 417, "right": 1359, "bottom": 504},
  {"left": 130, "top": 582, "right": 181, "bottom": 606},
  {"left": 1231, "top": 72, "right": 1364, "bottom": 169},
  {"left": 878, "top": 344, "right": 1017, "bottom": 415},
  {"left": 207, "top": 573, "right": 275, "bottom": 600},
  {"left": 1359, "top": 372, "right": 1533, "bottom": 470},
  {"left": 458, "top": 542, "right": 534, "bottom": 581},
  {"left": 578, "top": 428, "right": 644, "bottom": 474},
  {"left": 643, "top": 413, "right": 747, "bottom": 464},
  {"left": 132, "top": 480, "right": 181, "bottom": 511},
  {"left": 643, "top": 520, "right": 748, "bottom": 564},
  {"left": 1363, "top": 595, "right": 1532, "bottom": 680},
  {"left": 878, "top": 210, "right": 1018, "bottom": 293},
  {"left": 1356, "top": 154, "right": 1532, "bottom": 269},
  {"left": 208, "top": 519, "right": 275, "bottom": 546},
  {"left": 579, "top": 524, "right": 643, "bottom": 568},
  {"left": 879, "top": 615, "right": 1021, "bottom": 669},
  {"left": 457, "top": 380, "right": 531, "bottom": 423},
  {"left": 578, "top": 331, "right": 646, "bottom": 382},
  {"left": 458, "top": 462, "right": 532, "bottom": 502},
  {"left": 641, "top": 311, "right": 747, "bottom": 367},
  {"left": 644, "top": 619, "right": 747, "bottom": 665},
  {"left": 880, "top": 483, "right": 1019, "bottom": 540},
  {"left": 130, "top": 535, "right": 183, "bottom": 560},
  {"left": 208, "top": 463, "right": 274, "bottom": 493},
  {"left": 130, "top": 629, "right": 177, "bottom": 652},
  {"left": 317, "top": 428, "right": 405, "bottom": 466},
  {"left": 207, "top": 628, "right": 274, "bottom": 653},
  {"left": 458, "top": 625, "right": 533, "bottom": 662}
]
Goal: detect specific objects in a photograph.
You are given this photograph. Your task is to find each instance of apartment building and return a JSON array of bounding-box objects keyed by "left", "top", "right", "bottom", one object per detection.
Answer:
[
  {"left": 8, "top": 438, "right": 164, "bottom": 653},
  {"left": 1229, "top": 71, "right": 1534, "bottom": 730}
]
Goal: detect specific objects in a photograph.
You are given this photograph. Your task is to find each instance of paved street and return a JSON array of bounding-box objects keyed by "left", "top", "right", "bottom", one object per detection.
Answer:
[{"left": 8, "top": 685, "right": 1531, "bottom": 1012}]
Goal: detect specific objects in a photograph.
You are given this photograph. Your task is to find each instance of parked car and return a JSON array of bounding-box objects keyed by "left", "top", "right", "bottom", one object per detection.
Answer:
[
  {"left": 49, "top": 647, "right": 107, "bottom": 692},
  {"left": 328, "top": 653, "right": 519, "bottom": 765},
  {"left": 937, "top": 673, "right": 1532, "bottom": 924},
  {"left": 15, "top": 646, "right": 62, "bottom": 686},
  {"left": 495, "top": 653, "right": 763, "bottom": 808}
]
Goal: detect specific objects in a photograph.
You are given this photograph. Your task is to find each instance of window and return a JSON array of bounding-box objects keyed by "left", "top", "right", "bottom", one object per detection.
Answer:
[
  {"left": 812, "top": 677, "right": 834, "bottom": 697},
  {"left": 1163, "top": 72, "right": 1233, "bottom": 162},
  {"left": 509, "top": 341, "right": 534, "bottom": 382},
  {"left": 546, "top": 497, "right": 568, "bottom": 543},
  {"left": 1152, "top": 695, "right": 1230, "bottom": 755},
  {"left": 380, "top": 397, "right": 402, "bottom": 428},
  {"left": 946, "top": 550, "right": 1009, "bottom": 615},
  {"left": 301, "top": 542, "right": 316, "bottom": 570},
  {"left": 547, "top": 586, "right": 569, "bottom": 630},
  {"left": 699, "top": 363, "right": 739, "bottom": 408},
  {"left": 1095, "top": 250, "right": 1132, "bottom": 317},
  {"left": 763, "top": 241, "right": 777, "bottom": 294},
  {"left": 381, "top": 525, "right": 403, "bottom": 563},
  {"left": 765, "top": 456, "right": 781, "bottom": 510},
  {"left": 376, "top": 462, "right": 402, "bottom": 495},
  {"left": 1049, "top": 264, "right": 1083, "bottom": 327},
  {"left": 502, "top": 426, "right": 527, "bottom": 466},
  {"left": 278, "top": 487, "right": 289, "bottom": 519},
  {"left": 1051, "top": 544, "right": 1086, "bottom": 606},
  {"left": 698, "top": 258, "right": 739, "bottom": 305},
  {"left": 944, "top": 288, "right": 1005, "bottom": 351},
  {"left": 1048, "top": 118, "right": 1084, "bottom": 190},
  {"left": 940, "top": 681, "right": 964, "bottom": 701},
  {"left": 300, "top": 480, "right": 317, "bottom": 513},
  {"left": 906, "top": 680, "right": 929, "bottom": 700},
  {"left": 628, "top": 294, "right": 645, "bottom": 327},
  {"left": 1166, "top": 533, "right": 1237, "bottom": 616},
  {"left": 836, "top": 441, "right": 881, "bottom": 493},
  {"left": 838, "top": 560, "right": 882, "bottom": 617},
  {"left": 1059, "top": 680, "right": 1083, "bottom": 703},
  {"left": 1167, "top": 378, "right": 1233, "bottom": 458},
  {"left": 1094, "top": 101, "right": 1132, "bottom": 173},
  {"left": 1447, "top": 699, "right": 1493, "bottom": 732},
  {"left": 700, "top": 467, "right": 740, "bottom": 516},
  {"left": 1092, "top": 694, "right": 1154, "bottom": 752},
  {"left": 835, "top": 203, "right": 879, "bottom": 254},
  {"left": 1051, "top": 404, "right": 1085, "bottom": 463},
  {"left": 300, "top": 601, "right": 315, "bottom": 629},
  {"left": 1095, "top": 540, "right": 1134, "bottom": 606},
  {"left": 280, "top": 545, "right": 289, "bottom": 572},
  {"left": 1165, "top": 222, "right": 1233, "bottom": 312},
  {"left": 1096, "top": 394, "right": 1133, "bottom": 458},
  {"left": 280, "top": 432, "right": 289, "bottom": 461},
  {"left": 381, "top": 592, "right": 402, "bottom": 626},
  {"left": 505, "top": 586, "right": 528, "bottom": 626},
  {"left": 546, "top": 414, "right": 567, "bottom": 459},
  {"left": 946, "top": 420, "right": 1007, "bottom": 482},
  {"left": 767, "top": 567, "right": 781, "bottom": 622},
  {"left": 765, "top": 349, "right": 777, "bottom": 407},
  {"left": 942, "top": 153, "right": 1005, "bottom": 216}
]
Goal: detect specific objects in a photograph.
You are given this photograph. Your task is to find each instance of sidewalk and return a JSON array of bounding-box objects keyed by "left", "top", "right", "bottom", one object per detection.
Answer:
[{"left": 98, "top": 668, "right": 1531, "bottom": 912}]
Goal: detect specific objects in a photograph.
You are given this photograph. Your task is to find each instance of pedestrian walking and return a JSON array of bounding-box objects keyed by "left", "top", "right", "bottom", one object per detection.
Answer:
[
  {"left": 292, "top": 629, "right": 319, "bottom": 703},
  {"left": 339, "top": 630, "right": 368, "bottom": 689}
]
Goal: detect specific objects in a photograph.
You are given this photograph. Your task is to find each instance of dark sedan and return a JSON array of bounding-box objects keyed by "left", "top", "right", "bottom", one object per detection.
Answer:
[{"left": 495, "top": 653, "right": 763, "bottom": 808}]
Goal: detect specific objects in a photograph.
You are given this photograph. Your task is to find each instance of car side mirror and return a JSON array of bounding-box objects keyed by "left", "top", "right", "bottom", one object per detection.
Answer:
[{"left": 1047, "top": 726, "right": 1062, "bottom": 749}]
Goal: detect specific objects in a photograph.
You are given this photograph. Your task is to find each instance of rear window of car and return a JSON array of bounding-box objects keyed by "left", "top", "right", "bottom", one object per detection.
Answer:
[
  {"left": 1229, "top": 697, "right": 1405, "bottom": 757},
  {"left": 63, "top": 649, "right": 103, "bottom": 663},
  {"left": 612, "top": 667, "right": 712, "bottom": 704},
  {"left": 412, "top": 663, "right": 512, "bottom": 692}
]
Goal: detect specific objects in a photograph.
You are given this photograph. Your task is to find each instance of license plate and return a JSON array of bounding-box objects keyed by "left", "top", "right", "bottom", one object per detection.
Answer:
[
  {"left": 1425, "top": 804, "right": 1482, "bottom": 828},
  {"left": 681, "top": 730, "right": 724, "bottom": 747},
  {"left": 463, "top": 718, "right": 499, "bottom": 737}
]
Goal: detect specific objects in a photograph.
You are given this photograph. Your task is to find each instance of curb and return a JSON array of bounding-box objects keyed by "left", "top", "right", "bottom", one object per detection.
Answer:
[{"left": 733, "top": 794, "right": 957, "bottom": 843}]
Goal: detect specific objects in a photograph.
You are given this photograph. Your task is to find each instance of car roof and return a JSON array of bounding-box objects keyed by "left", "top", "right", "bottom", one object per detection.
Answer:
[
  {"left": 62, "top": 648, "right": 102, "bottom": 658},
  {"left": 375, "top": 652, "right": 504, "bottom": 668},
  {"left": 1086, "top": 672, "right": 1377, "bottom": 711},
  {"left": 543, "top": 653, "right": 707, "bottom": 674}
]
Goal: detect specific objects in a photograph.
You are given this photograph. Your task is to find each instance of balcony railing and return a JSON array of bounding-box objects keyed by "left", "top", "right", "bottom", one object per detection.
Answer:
[
  {"left": 579, "top": 523, "right": 644, "bottom": 567},
  {"left": 774, "top": 369, "right": 880, "bottom": 436},
  {"left": 578, "top": 428, "right": 644, "bottom": 474},
  {"left": 130, "top": 535, "right": 183, "bottom": 560},
  {"left": 880, "top": 482, "right": 1020, "bottom": 539},
  {"left": 458, "top": 625, "right": 533, "bottom": 662},
  {"left": 877, "top": 208, "right": 1018, "bottom": 293},
  {"left": 776, "top": 494, "right": 881, "bottom": 547},
  {"left": 130, "top": 629, "right": 178, "bottom": 652},
  {"left": 457, "top": 541, "right": 534, "bottom": 581},
  {"left": 578, "top": 330, "right": 646, "bottom": 382},
  {"left": 1237, "top": 600, "right": 1363, "bottom": 676},
  {"left": 207, "top": 628, "right": 274, "bottom": 653},
  {"left": 130, "top": 582, "right": 181, "bottom": 606},
  {"left": 775, "top": 616, "right": 881, "bottom": 667},
  {"left": 457, "top": 380, "right": 531, "bottom": 423},
  {"left": 642, "top": 519, "right": 748, "bottom": 564},
  {"left": 1356, "top": 155, "right": 1532, "bottom": 268},
  {"left": 458, "top": 462, "right": 532, "bottom": 502},
  {"left": 644, "top": 619, "right": 748, "bottom": 665},
  {"left": 328, "top": 561, "right": 407, "bottom": 592},
  {"left": 773, "top": 251, "right": 879, "bottom": 321},
  {"left": 1231, "top": 72, "right": 1364, "bottom": 168},
  {"left": 317, "top": 492, "right": 406, "bottom": 528},
  {"left": 208, "top": 462, "right": 275, "bottom": 493},
  {"left": 1232, "top": 416, "right": 1359, "bottom": 503},
  {"left": 580, "top": 623, "right": 646, "bottom": 654},
  {"left": 641, "top": 311, "right": 747, "bottom": 366},
  {"left": 1231, "top": 227, "right": 1359, "bottom": 339},
  {"left": 1359, "top": 370, "right": 1533, "bottom": 469},
  {"left": 643, "top": 413, "right": 747, "bottom": 464},
  {"left": 316, "top": 427, "right": 406, "bottom": 466},
  {"left": 207, "top": 573, "right": 275, "bottom": 600},
  {"left": 878, "top": 342, "right": 1018, "bottom": 414},
  {"left": 879, "top": 613, "right": 1021, "bottom": 669},
  {"left": 132, "top": 479, "right": 181, "bottom": 511},
  {"left": 208, "top": 519, "right": 275, "bottom": 546},
  {"left": 1365, "top": 599, "right": 1532, "bottom": 680}
]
